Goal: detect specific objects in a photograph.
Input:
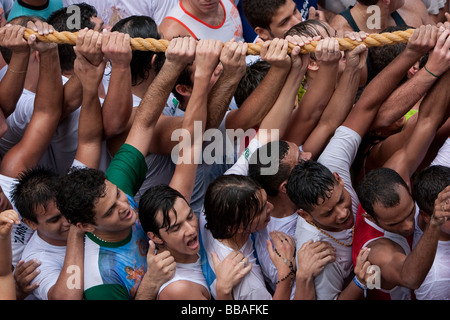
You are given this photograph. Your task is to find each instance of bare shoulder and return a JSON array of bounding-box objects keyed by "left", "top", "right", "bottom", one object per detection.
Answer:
[
  {"left": 159, "top": 17, "right": 193, "bottom": 40},
  {"left": 398, "top": 0, "right": 433, "bottom": 27},
  {"left": 366, "top": 237, "right": 407, "bottom": 266}
]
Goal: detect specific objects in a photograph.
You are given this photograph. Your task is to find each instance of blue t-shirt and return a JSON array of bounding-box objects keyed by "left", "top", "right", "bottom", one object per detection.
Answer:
[
  {"left": 238, "top": 0, "right": 318, "bottom": 42},
  {"left": 8, "top": 0, "right": 63, "bottom": 21}
]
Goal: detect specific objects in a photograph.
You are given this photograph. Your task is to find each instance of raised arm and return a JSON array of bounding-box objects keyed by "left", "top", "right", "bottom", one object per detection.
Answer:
[
  {"left": 303, "top": 42, "right": 368, "bottom": 159},
  {"left": 257, "top": 42, "right": 309, "bottom": 145},
  {"left": 383, "top": 34, "right": 450, "bottom": 185},
  {"left": 101, "top": 30, "right": 133, "bottom": 140},
  {"left": 342, "top": 25, "right": 436, "bottom": 138},
  {"left": 0, "top": 24, "right": 30, "bottom": 118},
  {"left": 205, "top": 39, "right": 247, "bottom": 130},
  {"left": 0, "top": 210, "right": 20, "bottom": 300},
  {"left": 169, "top": 39, "right": 223, "bottom": 202},
  {"left": 0, "top": 20, "right": 63, "bottom": 178},
  {"left": 224, "top": 39, "right": 291, "bottom": 131},
  {"left": 283, "top": 36, "right": 341, "bottom": 145},
  {"left": 125, "top": 37, "right": 196, "bottom": 159},
  {"left": 72, "top": 29, "right": 107, "bottom": 169},
  {"left": 371, "top": 25, "right": 441, "bottom": 131}
]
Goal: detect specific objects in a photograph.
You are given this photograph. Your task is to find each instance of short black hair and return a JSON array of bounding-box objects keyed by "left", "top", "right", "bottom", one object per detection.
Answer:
[
  {"left": 56, "top": 167, "right": 107, "bottom": 225},
  {"left": 357, "top": 167, "right": 409, "bottom": 220},
  {"left": 47, "top": 3, "right": 99, "bottom": 73},
  {"left": 242, "top": 0, "right": 288, "bottom": 30},
  {"left": 11, "top": 166, "right": 59, "bottom": 224},
  {"left": 248, "top": 140, "right": 290, "bottom": 197},
  {"left": 286, "top": 160, "right": 338, "bottom": 213},
  {"left": 234, "top": 60, "right": 271, "bottom": 108},
  {"left": 203, "top": 174, "right": 264, "bottom": 239},
  {"left": 413, "top": 165, "right": 450, "bottom": 216},
  {"left": 138, "top": 184, "right": 189, "bottom": 237}
]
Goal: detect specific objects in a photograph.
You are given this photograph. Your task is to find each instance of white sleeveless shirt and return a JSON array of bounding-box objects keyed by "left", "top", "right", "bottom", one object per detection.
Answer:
[{"left": 163, "top": 0, "right": 244, "bottom": 42}]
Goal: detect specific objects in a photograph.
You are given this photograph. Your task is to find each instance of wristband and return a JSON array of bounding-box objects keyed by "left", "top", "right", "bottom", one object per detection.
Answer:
[
  {"left": 353, "top": 275, "right": 367, "bottom": 298},
  {"left": 424, "top": 65, "right": 438, "bottom": 78}
]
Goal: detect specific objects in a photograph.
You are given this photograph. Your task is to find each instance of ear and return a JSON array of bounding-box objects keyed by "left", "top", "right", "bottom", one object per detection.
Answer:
[
  {"left": 147, "top": 231, "right": 164, "bottom": 246},
  {"left": 418, "top": 209, "right": 431, "bottom": 224},
  {"left": 279, "top": 180, "right": 288, "bottom": 194},
  {"left": 296, "top": 208, "right": 314, "bottom": 224},
  {"left": 175, "top": 84, "right": 192, "bottom": 99},
  {"left": 362, "top": 211, "right": 376, "bottom": 223},
  {"left": 307, "top": 59, "right": 319, "bottom": 71},
  {"left": 407, "top": 62, "right": 419, "bottom": 79},
  {"left": 333, "top": 172, "right": 344, "bottom": 185},
  {"left": 22, "top": 218, "right": 38, "bottom": 231},
  {"left": 254, "top": 27, "right": 272, "bottom": 42},
  {"left": 76, "top": 222, "right": 96, "bottom": 233}
]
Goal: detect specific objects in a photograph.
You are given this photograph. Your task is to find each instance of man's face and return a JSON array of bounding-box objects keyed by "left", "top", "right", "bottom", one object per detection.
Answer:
[
  {"left": 372, "top": 184, "right": 416, "bottom": 238},
  {"left": 32, "top": 200, "right": 71, "bottom": 246},
  {"left": 261, "top": 0, "right": 303, "bottom": 40},
  {"left": 306, "top": 177, "right": 354, "bottom": 232},
  {"left": 155, "top": 197, "right": 200, "bottom": 262},
  {"left": 92, "top": 180, "right": 137, "bottom": 235}
]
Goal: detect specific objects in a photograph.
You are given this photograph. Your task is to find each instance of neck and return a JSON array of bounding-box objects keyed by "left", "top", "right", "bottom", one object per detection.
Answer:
[
  {"left": 21, "top": 0, "right": 48, "bottom": 7},
  {"left": 132, "top": 73, "right": 156, "bottom": 99},
  {"left": 92, "top": 227, "right": 131, "bottom": 243},
  {"left": 353, "top": 2, "right": 391, "bottom": 32},
  {"left": 219, "top": 232, "right": 249, "bottom": 251},
  {"left": 269, "top": 195, "right": 297, "bottom": 219}
]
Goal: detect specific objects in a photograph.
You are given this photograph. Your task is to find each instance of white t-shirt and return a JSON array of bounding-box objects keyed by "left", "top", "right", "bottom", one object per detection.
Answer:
[
  {"left": 157, "top": 255, "right": 209, "bottom": 299},
  {"left": 412, "top": 137, "right": 450, "bottom": 300},
  {"left": 292, "top": 125, "right": 361, "bottom": 299},
  {"left": 20, "top": 232, "right": 67, "bottom": 300},
  {"left": 0, "top": 173, "right": 34, "bottom": 268},
  {"left": 413, "top": 210, "right": 450, "bottom": 300},
  {"left": 62, "top": 0, "right": 178, "bottom": 27},
  {"left": 199, "top": 211, "right": 272, "bottom": 300}
]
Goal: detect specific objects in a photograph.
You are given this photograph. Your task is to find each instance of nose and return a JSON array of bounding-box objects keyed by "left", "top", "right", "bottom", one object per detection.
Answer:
[{"left": 335, "top": 205, "right": 349, "bottom": 222}]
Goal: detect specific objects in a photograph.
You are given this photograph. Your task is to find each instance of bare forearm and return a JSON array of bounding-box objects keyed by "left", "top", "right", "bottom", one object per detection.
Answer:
[
  {"left": 36, "top": 49, "right": 63, "bottom": 115},
  {"left": 0, "top": 52, "right": 29, "bottom": 117},
  {"left": 293, "top": 275, "right": 316, "bottom": 300},
  {"left": 372, "top": 69, "right": 436, "bottom": 130},
  {"left": 48, "top": 229, "right": 85, "bottom": 300},
  {"left": 62, "top": 75, "right": 83, "bottom": 119},
  {"left": 102, "top": 66, "right": 133, "bottom": 138},
  {"left": 226, "top": 67, "right": 288, "bottom": 131},
  {"left": 400, "top": 222, "right": 440, "bottom": 289}
]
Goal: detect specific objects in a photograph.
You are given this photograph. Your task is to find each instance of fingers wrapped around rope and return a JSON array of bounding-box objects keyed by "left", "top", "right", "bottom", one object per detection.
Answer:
[{"left": 21, "top": 27, "right": 415, "bottom": 55}]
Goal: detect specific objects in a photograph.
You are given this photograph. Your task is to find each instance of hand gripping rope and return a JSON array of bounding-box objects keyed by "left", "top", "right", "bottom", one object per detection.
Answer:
[{"left": 21, "top": 28, "right": 415, "bottom": 55}]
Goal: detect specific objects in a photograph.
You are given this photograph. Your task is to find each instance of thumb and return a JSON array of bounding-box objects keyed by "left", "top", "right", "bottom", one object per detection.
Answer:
[{"left": 148, "top": 239, "right": 156, "bottom": 256}]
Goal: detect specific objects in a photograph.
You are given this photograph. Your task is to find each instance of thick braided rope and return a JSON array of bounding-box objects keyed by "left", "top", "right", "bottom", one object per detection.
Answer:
[{"left": 22, "top": 28, "right": 415, "bottom": 55}]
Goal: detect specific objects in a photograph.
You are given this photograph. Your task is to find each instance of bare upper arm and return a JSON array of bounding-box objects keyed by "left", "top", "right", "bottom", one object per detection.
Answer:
[{"left": 366, "top": 238, "right": 408, "bottom": 290}]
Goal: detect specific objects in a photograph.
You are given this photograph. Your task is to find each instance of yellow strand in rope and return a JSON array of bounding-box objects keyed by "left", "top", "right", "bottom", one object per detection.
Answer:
[{"left": 22, "top": 28, "right": 415, "bottom": 55}]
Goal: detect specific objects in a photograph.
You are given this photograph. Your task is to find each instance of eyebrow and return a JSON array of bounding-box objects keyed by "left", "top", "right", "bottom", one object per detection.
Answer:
[
  {"left": 103, "top": 186, "right": 119, "bottom": 218},
  {"left": 389, "top": 203, "right": 415, "bottom": 226}
]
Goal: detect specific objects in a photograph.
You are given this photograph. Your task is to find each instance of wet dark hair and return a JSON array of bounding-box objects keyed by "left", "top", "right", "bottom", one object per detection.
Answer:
[
  {"left": 286, "top": 160, "right": 338, "bottom": 212},
  {"left": 112, "top": 15, "right": 165, "bottom": 86},
  {"left": 138, "top": 184, "right": 190, "bottom": 237},
  {"left": 203, "top": 174, "right": 264, "bottom": 239},
  {"left": 11, "top": 166, "right": 59, "bottom": 224},
  {"left": 357, "top": 167, "right": 409, "bottom": 220},
  {"left": 55, "top": 167, "right": 107, "bottom": 225}
]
